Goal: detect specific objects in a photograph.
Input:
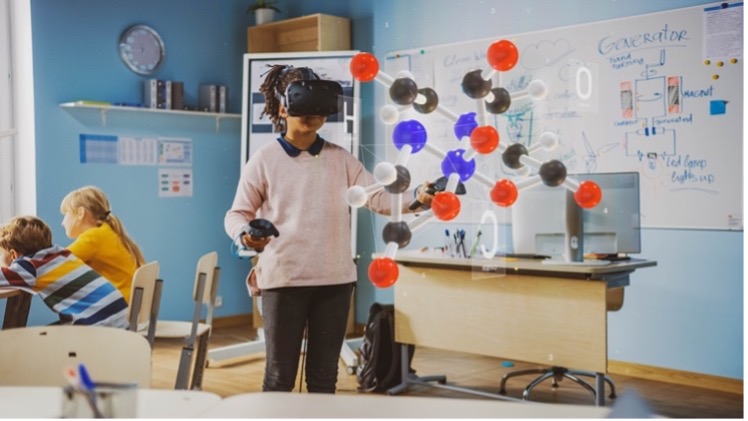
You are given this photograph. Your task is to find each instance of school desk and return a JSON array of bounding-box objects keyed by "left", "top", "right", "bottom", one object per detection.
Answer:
[
  {"left": 388, "top": 250, "right": 657, "bottom": 406},
  {"left": 0, "top": 288, "right": 32, "bottom": 329},
  {"left": 0, "top": 386, "right": 221, "bottom": 418},
  {"left": 200, "top": 391, "right": 612, "bottom": 418}
]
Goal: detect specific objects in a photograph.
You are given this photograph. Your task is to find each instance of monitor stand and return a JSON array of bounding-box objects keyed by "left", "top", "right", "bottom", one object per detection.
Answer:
[{"left": 541, "top": 190, "right": 610, "bottom": 266}]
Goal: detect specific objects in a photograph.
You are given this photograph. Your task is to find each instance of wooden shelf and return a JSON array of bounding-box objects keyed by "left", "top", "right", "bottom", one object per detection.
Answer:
[
  {"left": 59, "top": 102, "right": 240, "bottom": 132},
  {"left": 247, "top": 13, "right": 350, "bottom": 53}
]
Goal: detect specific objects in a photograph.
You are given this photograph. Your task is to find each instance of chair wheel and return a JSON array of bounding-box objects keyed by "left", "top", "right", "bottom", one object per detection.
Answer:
[
  {"left": 346, "top": 366, "right": 355, "bottom": 375},
  {"left": 438, "top": 379, "right": 447, "bottom": 384}
]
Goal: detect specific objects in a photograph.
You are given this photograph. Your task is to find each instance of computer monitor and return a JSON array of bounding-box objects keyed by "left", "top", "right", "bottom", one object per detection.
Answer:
[{"left": 511, "top": 172, "right": 641, "bottom": 260}]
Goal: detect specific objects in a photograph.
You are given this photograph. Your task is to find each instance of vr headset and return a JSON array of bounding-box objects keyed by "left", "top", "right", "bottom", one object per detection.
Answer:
[{"left": 279, "top": 67, "right": 343, "bottom": 116}]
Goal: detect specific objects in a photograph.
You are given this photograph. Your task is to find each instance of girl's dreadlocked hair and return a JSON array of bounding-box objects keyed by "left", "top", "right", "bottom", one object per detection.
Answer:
[{"left": 258, "top": 64, "right": 319, "bottom": 132}]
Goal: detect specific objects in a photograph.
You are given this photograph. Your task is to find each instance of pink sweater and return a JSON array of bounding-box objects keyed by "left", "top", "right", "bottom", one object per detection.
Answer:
[{"left": 225, "top": 139, "right": 408, "bottom": 290}]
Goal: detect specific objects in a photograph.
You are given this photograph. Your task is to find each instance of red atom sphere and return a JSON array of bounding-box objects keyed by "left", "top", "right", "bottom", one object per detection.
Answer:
[
  {"left": 490, "top": 179, "right": 518, "bottom": 207},
  {"left": 470, "top": 125, "right": 499, "bottom": 154},
  {"left": 574, "top": 180, "right": 603, "bottom": 209},
  {"left": 350, "top": 52, "right": 380, "bottom": 82},
  {"left": 368, "top": 257, "right": 399, "bottom": 288},
  {"left": 487, "top": 40, "right": 519, "bottom": 72},
  {"left": 431, "top": 191, "right": 461, "bottom": 221}
]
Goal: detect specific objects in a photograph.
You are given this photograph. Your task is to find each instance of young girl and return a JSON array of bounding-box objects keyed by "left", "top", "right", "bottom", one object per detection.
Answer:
[
  {"left": 224, "top": 65, "right": 432, "bottom": 393},
  {"left": 60, "top": 186, "right": 145, "bottom": 303}
]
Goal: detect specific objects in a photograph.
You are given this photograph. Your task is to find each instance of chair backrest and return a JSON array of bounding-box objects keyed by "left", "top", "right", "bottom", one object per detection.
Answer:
[
  {"left": 0, "top": 325, "right": 151, "bottom": 387},
  {"left": 128, "top": 261, "right": 163, "bottom": 346},
  {"left": 192, "top": 251, "right": 220, "bottom": 326}
]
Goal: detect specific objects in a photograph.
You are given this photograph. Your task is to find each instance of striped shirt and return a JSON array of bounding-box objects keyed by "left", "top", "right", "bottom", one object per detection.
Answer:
[{"left": 0, "top": 245, "right": 129, "bottom": 328}]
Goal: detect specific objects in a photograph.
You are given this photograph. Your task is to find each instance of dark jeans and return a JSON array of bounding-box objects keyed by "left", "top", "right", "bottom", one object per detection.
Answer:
[{"left": 261, "top": 282, "right": 353, "bottom": 393}]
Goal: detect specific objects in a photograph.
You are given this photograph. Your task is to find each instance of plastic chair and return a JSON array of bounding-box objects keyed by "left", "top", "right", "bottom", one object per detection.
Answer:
[
  {"left": 154, "top": 251, "right": 220, "bottom": 390},
  {"left": 0, "top": 325, "right": 151, "bottom": 387},
  {"left": 127, "top": 261, "right": 163, "bottom": 348}
]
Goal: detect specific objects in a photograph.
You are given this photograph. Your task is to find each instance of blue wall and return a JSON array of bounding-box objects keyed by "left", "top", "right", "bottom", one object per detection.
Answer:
[
  {"left": 28, "top": 0, "right": 253, "bottom": 325},
  {"left": 26, "top": 0, "right": 742, "bottom": 381}
]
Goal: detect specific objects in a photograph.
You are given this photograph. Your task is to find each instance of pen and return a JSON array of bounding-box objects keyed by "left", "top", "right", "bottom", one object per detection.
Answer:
[
  {"left": 458, "top": 230, "right": 467, "bottom": 258},
  {"left": 469, "top": 230, "right": 482, "bottom": 258},
  {"left": 78, "top": 363, "right": 104, "bottom": 418}
]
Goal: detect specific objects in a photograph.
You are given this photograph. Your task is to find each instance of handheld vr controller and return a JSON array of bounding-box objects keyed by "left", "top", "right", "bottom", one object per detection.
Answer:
[{"left": 245, "top": 218, "right": 279, "bottom": 253}]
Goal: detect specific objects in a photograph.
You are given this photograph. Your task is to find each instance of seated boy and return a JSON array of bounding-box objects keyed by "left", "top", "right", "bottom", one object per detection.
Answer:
[{"left": 0, "top": 216, "right": 129, "bottom": 328}]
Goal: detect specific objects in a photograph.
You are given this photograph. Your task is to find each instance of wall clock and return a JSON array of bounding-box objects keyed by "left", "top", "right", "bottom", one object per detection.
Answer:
[{"left": 118, "top": 24, "right": 165, "bottom": 75}]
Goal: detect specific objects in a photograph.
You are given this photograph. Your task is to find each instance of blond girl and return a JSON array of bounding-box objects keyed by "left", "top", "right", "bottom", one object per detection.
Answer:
[{"left": 61, "top": 186, "right": 145, "bottom": 303}]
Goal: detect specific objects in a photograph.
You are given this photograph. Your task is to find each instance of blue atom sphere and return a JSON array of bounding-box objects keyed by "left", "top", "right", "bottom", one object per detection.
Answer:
[
  {"left": 454, "top": 112, "right": 478, "bottom": 140},
  {"left": 441, "top": 149, "right": 476, "bottom": 182},
  {"left": 393, "top": 120, "right": 427, "bottom": 153}
]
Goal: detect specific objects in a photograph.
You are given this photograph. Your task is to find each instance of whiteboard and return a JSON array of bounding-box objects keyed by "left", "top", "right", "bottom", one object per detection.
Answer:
[{"left": 384, "top": 2, "right": 743, "bottom": 230}]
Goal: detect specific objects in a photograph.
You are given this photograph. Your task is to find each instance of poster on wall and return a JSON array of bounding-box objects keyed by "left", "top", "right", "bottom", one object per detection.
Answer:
[{"left": 158, "top": 168, "right": 193, "bottom": 197}]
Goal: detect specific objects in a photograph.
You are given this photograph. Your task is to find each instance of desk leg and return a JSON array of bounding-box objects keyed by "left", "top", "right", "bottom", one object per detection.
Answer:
[
  {"left": 595, "top": 373, "right": 605, "bottom": 407},
  {"left": 386, "top": 344, "right": 523, "bottom": 402},
  {"left": 3, "top": 293, "right": 31, "bottom": 329}
]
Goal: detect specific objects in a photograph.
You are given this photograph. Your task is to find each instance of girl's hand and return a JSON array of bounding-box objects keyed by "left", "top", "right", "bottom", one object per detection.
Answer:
[
  {"left": 246, "top": 267, "right": 261, "bottom": 297},
  {"left": 242, "top": 233, "right": 271, "bottom": 253},
  {"left": 416, "top": 182, "right": 435, "bottom": 208}
]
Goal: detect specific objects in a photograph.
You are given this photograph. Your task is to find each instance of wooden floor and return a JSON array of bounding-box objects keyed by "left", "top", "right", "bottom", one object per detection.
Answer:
[{"left": 150, "top": 325, "right": 743, "bottom": 419}]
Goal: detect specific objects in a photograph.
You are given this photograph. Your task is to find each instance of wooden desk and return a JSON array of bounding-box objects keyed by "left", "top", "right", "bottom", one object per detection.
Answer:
[
  {"left": 0, "top": 288, "right": 33, "bottom": 329},
  {"left": 390, "top": 250, "right": 656, "bottom": 406}
]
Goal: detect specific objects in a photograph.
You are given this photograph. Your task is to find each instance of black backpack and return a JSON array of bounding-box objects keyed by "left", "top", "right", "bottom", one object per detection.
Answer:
[{"left": 356, "top": 303, "right": 415, "bottom": 392}]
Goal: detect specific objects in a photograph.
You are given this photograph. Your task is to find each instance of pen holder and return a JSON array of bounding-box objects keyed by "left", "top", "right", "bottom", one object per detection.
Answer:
[{"left": 62, "top": 382, "right": 137, "bottom": 418}]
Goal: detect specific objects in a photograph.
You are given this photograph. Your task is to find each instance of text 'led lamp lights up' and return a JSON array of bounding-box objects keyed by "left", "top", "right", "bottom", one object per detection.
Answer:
[{"left": 347, "top": 39, "right": 603, "bottom": 288}]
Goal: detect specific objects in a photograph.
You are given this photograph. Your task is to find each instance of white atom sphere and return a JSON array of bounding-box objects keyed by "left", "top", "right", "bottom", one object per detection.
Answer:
[
  {"left": 346, "top": 186, "right": 367, "bottom": 208},
  {"left": 539, "top": 131, "right": 558, "bottom": 150},
  {"left": 379, "top": 105, "right": 400, "bottom": 125},
  {"left": 528, "top": 80, "right": 548, "bottom": 100},
  {"left": 373, "top": 162, "right": 397, "bottom": 185}
]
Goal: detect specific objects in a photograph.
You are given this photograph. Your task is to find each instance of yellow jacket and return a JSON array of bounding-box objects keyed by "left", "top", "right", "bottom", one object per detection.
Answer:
[{"left": 67, "top": 222, "right": 137, "bottom": 303}]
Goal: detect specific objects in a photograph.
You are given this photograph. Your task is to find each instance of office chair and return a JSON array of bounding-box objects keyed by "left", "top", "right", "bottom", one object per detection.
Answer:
[
  {"left": 0, "top": 325, "right": 151, "bottom": 387},
  {"left": 154, "top": 251, "right": 220, "bottom": 390},
  {"left": 128, "top": 261, "right": 163, "bottom": 348},
  {"left": 499, "top": 365, "right": 617, "bottom": 402},
  {"left": 499, "top": 288, "right": 621, "bottom": 402}
]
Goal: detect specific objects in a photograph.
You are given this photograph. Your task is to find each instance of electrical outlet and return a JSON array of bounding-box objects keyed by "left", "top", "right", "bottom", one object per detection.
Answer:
[{"left": 215, "top": 295, "right": 223, "bottom": 307}]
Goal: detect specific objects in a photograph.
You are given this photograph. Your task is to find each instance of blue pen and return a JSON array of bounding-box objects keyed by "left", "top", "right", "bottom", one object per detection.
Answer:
[
  {"left": 444, "top": 229, "right": 451, "bottom": 254},
  {"left": 78, "top": 363, "right": 104, "bottom": 418}
]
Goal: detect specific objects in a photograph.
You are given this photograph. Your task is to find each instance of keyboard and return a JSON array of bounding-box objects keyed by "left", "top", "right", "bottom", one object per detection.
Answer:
[{"left": 495, "top": 253, "right": 550, "bottom": 260}]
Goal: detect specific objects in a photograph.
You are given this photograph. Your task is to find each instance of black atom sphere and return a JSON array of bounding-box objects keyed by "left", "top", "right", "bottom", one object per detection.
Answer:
[
  {"left": 539, "top": 159, "right": 567, "bottom": 187},
  {"left": 389, "top": 78, "right": 418, "bottom": 105},
  {"left": 461, "top": 69, "right": 492, "bottom": 99},
  {"left": 502, "top": 143, "right": 528, "bottom": 169},
  {"left": 382, "top": 221, "right": 412, "bottom": 248},
  {"left": 384, "top": 164, "right": 411, "bottom": 193}
]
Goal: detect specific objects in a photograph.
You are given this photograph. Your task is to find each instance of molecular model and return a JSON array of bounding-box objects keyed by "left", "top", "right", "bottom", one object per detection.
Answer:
[{"left": 346, "top": 39, "right": 603, "bottom": 288}]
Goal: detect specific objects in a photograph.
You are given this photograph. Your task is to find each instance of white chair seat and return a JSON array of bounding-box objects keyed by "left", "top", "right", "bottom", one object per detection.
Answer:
[{"left": 155, "top": 321, "right": 210, "bottom": 338}]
